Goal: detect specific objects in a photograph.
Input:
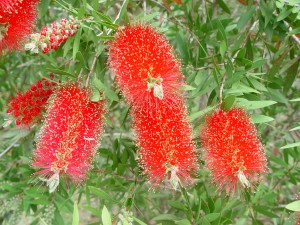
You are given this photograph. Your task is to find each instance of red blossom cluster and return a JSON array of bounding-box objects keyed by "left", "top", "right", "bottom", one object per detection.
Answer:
[
  {"left": 109, "top": 24, "right": 183, "bottom": 107},
  {"left": 6, "top": 77, "right": 57, "bottom": 127},
  {"left": 0, "top": 0, "right": 39, "bottom": 53},
  {"left": 200, "top": 108, "right": 267, "bottom": 195},
  {"left": 109, "top": 24, "right": 198, "bottom": 189},
  {"left": 133, "top": 97, "right": 197, "bottom": 187},
  {"left": 25, "top": 17, "right": 80, "bottom": 54},
  {"left": 32, "top": 83, "right": 105, "bottom": 191}
]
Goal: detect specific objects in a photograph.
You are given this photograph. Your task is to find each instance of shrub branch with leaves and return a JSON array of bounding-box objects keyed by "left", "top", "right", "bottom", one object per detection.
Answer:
[{"left": 0, "top": 0, "right": 300, "bottom": 225}]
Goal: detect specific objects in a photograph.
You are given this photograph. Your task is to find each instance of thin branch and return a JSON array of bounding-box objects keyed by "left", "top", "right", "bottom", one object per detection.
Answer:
[
  {"left": 0, "top": 139, "right": 19, "bottom": 159},
  {"left": 219, "top": 72, "right": 227, "bottom": 105},
  {"left": 271, "top": 160, "right": 300, "bottom": 190},
  {"left": 284, "top": 21, "right": 300, "bottom": 50},
  {"left": 231, "top": 20, "right": 258, "bottom": 63},
  {"left": 85, "top": 55, "right": 98, "bottom": 88},
  {"left": 113, "top": 0, "right": 128, "bottom": 24},
  {"left": 77, "top": 68, "right": 84, "bottom": 83}
]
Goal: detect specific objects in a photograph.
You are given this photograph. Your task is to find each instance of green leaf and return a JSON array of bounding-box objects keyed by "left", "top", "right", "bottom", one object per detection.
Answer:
[
  {"left": 72, "top": 28, "right": 82, "bottom": 61},
  {"left": 132, "top": 216, "right": 148, "bottom": 225},
  {"left": 220, "top": 40, "right": 227, "bottom": 58},
  {"left": 280, "top": 142, "right": 300, "bottom": 150},
  {"left": 226, "top": 83, "right": 260, "bottom": 95},
  {"left": 216, "top": 0, "right": 231, "bottom": 14},
  {"left": 251, "top": 115, "right": 274, "bottom": 124},
  {"left": 63, "top": 36, "right": 73, "bottom": 57},
  {"left": 152, "top": 214, "right": 180, "bottom": 221},
  {"left": 248, "top": 78, "right": 267, "bottom": 92},
  {"left": 253, "top": 206, "right": 278, "bottom": 218},
  {"left": 114, "top": 0, "right": 129, "bottom": 24},
  {"left": 175, "top": 219, "right": 192, "bottom": 225},
  {"left": 288, "top": 27, "right": 300, "bottom": 36},
  {"left": 182, "top": 84, "right": 196, "bottom": 91},
  {"left": 104, "top": 88, "right": 119, "bottom": 102},
  {"left": 46, "top": 68, "right": 76, "bottom": 78},
  {"left": 284, "top": 59, "right": 299, "bottom": 93},
  {"left": 203, "top": 213, "right": 220, "bottom": 222},
  {"left": 286, "top": 200, "right": 300, "bottom": 211},
  {"left": 290, "top": 98, "right": 300, "bottom": 102},
  {"left": 290, "top": 126, "right": 300, "bottom": 131},
  {"left": 72, "top": 202, "right": 79, "bottom": 225},
  {"left": 102, "top": 206, "right": 112, "bottom": 225},
  {"left": 222, "top": 95, "right": 236, "bottom": 111},
  {"left": 168, "top": 200, "right": 188, "bottom": 211},
  {"left": 276, "top": 8, "right": 292, "bottom": 21},
  {"left": 83, "top": 206, "right": 101, "bottom": 217},
  {"left": 189, "top": 106, "right": 216, "bottom": 121},
  {"left": 91, "top": 90, "right": 101, "bottom": 102},
  {"left": 31, "top": 198, "right": 51, "bottom": 205},
  {"left": 269, "top": 156, "right": 288, "bottom": 167},
  {"left": 38, "top": 0, "right": 51, "bottom": 18},
  {"left": 88, "top": 186, "right": 115, "bottom": 202},
  {"left": 138, "top": 12, "right": 161, "bottom": 22},
  {"left": 237, "top": 6, "right": 255, "bottom": 29},
  {"left": 249, "top": 59, "right": 267, "bottom": 70},
  {"left": 236, "top": 99, "right": 277, "bottom": 110}
]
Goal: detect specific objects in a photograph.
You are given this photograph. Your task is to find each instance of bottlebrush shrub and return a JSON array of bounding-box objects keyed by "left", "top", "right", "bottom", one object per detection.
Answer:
[
  {"left": 25, "top": 17, "right": 80, "bottom": 54},
  {"left": 108, "top": 24, "right": 184, "bottom": 106},
  {"left": 32, "top": 83, "right": 105, "bottom": 192},
  {"left": 200, "top": 108, "right": 267, "bottom": 195},
  {"left": 0, "top": 0, "right": 39, "bottom": 53},
  {"left": 6, "top": 78, "right": 57, "bottom": 127},
  {"left": 133, "top": 96, "right": 198, "bottom": 189}
]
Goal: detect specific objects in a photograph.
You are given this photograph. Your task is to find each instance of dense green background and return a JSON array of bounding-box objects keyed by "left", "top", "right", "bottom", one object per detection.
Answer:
[{"left": 0, "top": 0, "right": 300, "bottom": 224}]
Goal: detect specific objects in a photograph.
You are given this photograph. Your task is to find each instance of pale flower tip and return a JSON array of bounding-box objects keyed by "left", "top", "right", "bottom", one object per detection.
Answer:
[
  {"left": 153, "top": 84, "right": 164, "bottom": 100},
  {"left": 237, "top": 170, "right": 250, "bottom": 188},
  {"left": 170, "top": 172, "right": 180, "bottom": 190},
  {"left": 167, "top": 164, "right": 181, "bottom": 190},
  {"left": 2, "top": 119, "right": 13, "bottom": 128},
  {"left": 47, "top": 171, "right": 60, "bottom": 193},
  {"left": 25, "top": 42, "right": 38, "bottom": 54}
]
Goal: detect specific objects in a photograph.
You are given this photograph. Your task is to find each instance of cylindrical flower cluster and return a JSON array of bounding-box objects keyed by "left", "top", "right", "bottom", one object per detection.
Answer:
[
  {"left": 0, "top": 0, "right": 39, "bottom": 53},
  {"left": 133, "top": 97, "right": 197, "bottom": 187},
  {"left": 25, "top": 17, "right": 80, "bottom": 54},
  {"left": 109, "top": 24, "right": 198, "bottom": 188},
  {"left": 109, "top": 25, "right": 183, "bottom": 107},
  {"left": 6, "top": 77, "right": 56, "bottom": 127},
  {"left": 200, "top": 108, "right": 267, "bottom": 195},
  {"left": 32, "top": 83, "right": 105, "bottom": 191}
]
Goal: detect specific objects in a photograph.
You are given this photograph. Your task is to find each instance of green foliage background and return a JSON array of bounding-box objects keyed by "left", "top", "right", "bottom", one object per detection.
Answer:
[{"left": 0, "top": 0, "right": 300, "bottom": 224}]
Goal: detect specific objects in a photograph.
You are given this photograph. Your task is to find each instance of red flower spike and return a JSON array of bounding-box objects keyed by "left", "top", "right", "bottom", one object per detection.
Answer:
[
  {"left": 109, "top": 24, "right": 184, "bottom": 107},
  {"left": 0, "top": 0, "right": 39, "bottom": 53},
  {"left": 133, "top": 96, "right": 198, "bottom": 188},
  {"left": 108, "top": 24, "right": 198, "bottom": 188},
  {"left": 6, "top": 78, "right": 57, "bottom": 127},
  {"left": 200, "top": 108, "right": 267, "bottom": 195},
  {"left": 32, "top": 83, "right": 106, "bottom": 191}
]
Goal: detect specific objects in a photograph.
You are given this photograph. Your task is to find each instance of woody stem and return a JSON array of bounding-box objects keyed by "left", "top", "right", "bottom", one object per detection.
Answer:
[{"left": 85, "top": 55, "right": 98, "bottom": 88}]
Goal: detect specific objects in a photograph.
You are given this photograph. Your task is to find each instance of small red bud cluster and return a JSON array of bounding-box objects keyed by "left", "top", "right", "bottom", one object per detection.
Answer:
[
  {"left": 6, "top": 76, "right": 57, "bottom": 127},
  {"left": 0, "top": 0, "right": 39, "bottom": 53},
  {"left": 25, "top": 17, "right": 80, "bottom": 54}
]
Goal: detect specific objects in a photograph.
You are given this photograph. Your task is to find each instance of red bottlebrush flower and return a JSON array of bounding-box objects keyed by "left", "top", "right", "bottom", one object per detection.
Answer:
[
  {"left": 133, "top": 96, "right": 198, "bottom": 188},
  {"left": 25, "top": 17, "right": 81, "bottom": 54},
  {"left": 200, "top": 108, "right": 267, "bottom": 195},
  {"left": 32, "top": 83, "right": 105, "bottom": 192},
  {"left": 6, "top": 78, "right": 57, "bottom": 127},
  {"left": 0, "top": 0, "right": 39, "bottom": 53},
  {"left": 109, "top": 24, "right": 184, "bottom": 106}
]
